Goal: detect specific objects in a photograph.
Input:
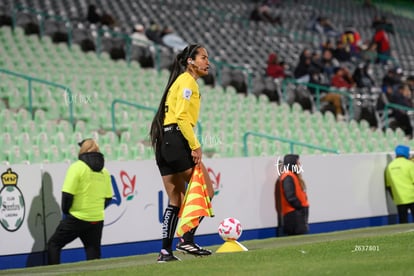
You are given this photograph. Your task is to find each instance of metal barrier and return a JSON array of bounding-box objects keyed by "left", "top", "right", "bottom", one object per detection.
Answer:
[
  {"left": 281, "top": 78, "right": 354, "bottom": 120},
  {"left": 0, "top": 67, "right": 75, "bottom": 128},
  {"left": 12, "top": 5, "right": 73, "bottom": 48},
  {"left": 211, "top": 59, "right": 253, "bottom": 94},
  {"left": 242, "top": 131, "right": 339, "bottom": 157},
  {"left": 383, "top": 102, "right": 414, "bottom": 129}
]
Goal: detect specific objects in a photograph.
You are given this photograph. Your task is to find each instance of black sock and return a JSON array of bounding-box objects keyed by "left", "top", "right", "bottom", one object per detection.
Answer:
[
  {"left": 182, "top": 216, "right": 204, "bottom": 243},
  {"left": 161, "top": 205, "right": 180, "bottom": 252}
]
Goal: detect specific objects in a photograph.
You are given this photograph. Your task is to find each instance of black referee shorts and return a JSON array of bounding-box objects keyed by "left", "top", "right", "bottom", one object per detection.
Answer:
[{"left": 156, "top": 124, "right": 195, "bottom": 176}]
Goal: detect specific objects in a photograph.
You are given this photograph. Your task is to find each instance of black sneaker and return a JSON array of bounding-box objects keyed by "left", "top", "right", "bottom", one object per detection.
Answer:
[
  {"left": 157, "top": 249, "right": 181, "bottom": 263},
  {"left": 176, "top": 241, "right": 212, "bottom": 256}
]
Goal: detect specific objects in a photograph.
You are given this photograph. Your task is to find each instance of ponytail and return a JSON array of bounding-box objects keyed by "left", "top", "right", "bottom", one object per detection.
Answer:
[{"left": 150, "top": 44, "right": 202, "bottom": 151}]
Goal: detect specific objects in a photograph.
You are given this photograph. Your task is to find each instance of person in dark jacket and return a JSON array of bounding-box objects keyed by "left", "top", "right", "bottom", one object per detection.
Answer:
[
  {"left": 47, "top": 139, "right": 113, "bottom": 265},
  {"left": 275, "top": 154, "right": 309, "bottom": 236}
]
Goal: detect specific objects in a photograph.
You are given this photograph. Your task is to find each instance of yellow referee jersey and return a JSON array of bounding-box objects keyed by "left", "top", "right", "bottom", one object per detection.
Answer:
[{"left": 164, "top": 72, "right": 201, "bottom": 150}]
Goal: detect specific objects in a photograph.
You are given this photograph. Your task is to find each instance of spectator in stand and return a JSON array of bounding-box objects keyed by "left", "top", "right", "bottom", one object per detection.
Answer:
[
  {"left": 250, "top": 4, "right": 282, "bottom": 25},
  {"left": 352, "top": 62, "right": 375, "bottom": 89},
  {"left": 293, "top": 48, "right": 313, "bottom": 83},
  {"left": 320, "top": 39, "right": 335, "bottom": 52},
  {"left": 321, "top": 66, "right": 355, "bottom": 118},
  {"left": 131, "top": 24, "right": 151, "bottom": 47},
  {"left": 86, "top": 5, "right": 101, "bottom": 24},
  {"left": 389, "top": 84, "right": 413, "bottom": 137},
  {"left": 320, "top": 48, "right": 340, "bottom": 80},
  {"left": 161, "top": 26, "right": 189, "bottom": 53},
  {"left": 341, "top": 24, "right": 362, "bottom": 58},
  {"left": 369, "top": 21, "right": 391, "bottom": 64},
  {"left": 331, "top": 66, "right": 355, "bottom": 90},
  {"left": 333, "top": 40, "right": 351, "bottom": 62},
  {"left": 406, "top": 75, "right": 414, "bottom": 93},
  {"left": 311, "top": 16, "right": 340, "bottom": 37},
  {"left": 382, "top": 67, "right": 403, "bottom": 95},
  {"left": 145, "top": 21, "right": 163, "bottom": 44},
  {"left": 266, "top": 52, "right": 286, "bottom": 79}
]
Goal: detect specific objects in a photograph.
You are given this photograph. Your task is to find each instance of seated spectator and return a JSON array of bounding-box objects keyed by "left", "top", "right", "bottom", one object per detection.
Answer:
[
  {"left": 382, "top": 67, "right": 403, "bottom": 94},
  {"left": 341, "top": 24, "right": 362, "bottom": 57},
  {"left": 266, "top": 52, "right": 286, "bottom": 79},
  {"left": 86, "top": 5, "right": 101, "bottom": 24},
  {"left": 310, "top": 16, "right": 339, "bottom": 37},
  {"left": 333, "top": 40, "right": 351, "bottom": 62},
  {"left": 293, "top": 48, "right": 313, "bottom": 83},
  {"left": 145, "top": 21, "right": 163, "bottom": 44},
  {"left": 352, "top": 63, "right": 375, "bottom": 89},
  {"left": 249, "top": 4, "right": 282, "bottom": 25},
  {"left": 100, "top": 12, "right": 117, "bottom": 28},
  {"left": 131, "top": 24, "right": 151, "bottom": 47},
  {"left": 331, "top": 66, "right": 355, "bottom": 90},
  {"left": 130, "top": 24, "right": 154, "bottom": 68},
  {"left": 389, "top": 84, "right": 413, "bottom": 137},
  {"left": 406, "top": 75, "right": 414, "bottom": 92},
  {"left": 320, "top": 39, "right": 335, "bottom": 52},
  {"left": 161, "top": 26, "right": 188, "bottom": 52},
  {"left": 320, "top": 48, "right": 340, "bottom": 80},
  {"left": 321, "top": 67, "right": 355, "bottom": 118}
]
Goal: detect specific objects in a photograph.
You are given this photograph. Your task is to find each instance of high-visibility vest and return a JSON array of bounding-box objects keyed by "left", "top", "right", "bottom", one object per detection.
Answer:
[{"left": 279, "top": 171, "right": 309, "bottom": 216}]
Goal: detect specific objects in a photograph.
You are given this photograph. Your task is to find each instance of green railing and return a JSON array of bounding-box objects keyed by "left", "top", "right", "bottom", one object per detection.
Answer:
[
  {"left": 281, "top": 78, "right": 354, "bottom": 120},
  {"left": 242, "top": 131, "right": 339, "bottom": 157},
  {"left": 383, "top": 102, "right": 414, "bottom": 129},
  {"left": 111, "top": 99, "right": 203, "bottom": 141},
  {"left": 211, "top": 59, "right": 253, "bottom": 94},
  {"left": 12, "top": 5, "right": 73, "bottom": 48},
  {"left": 11, "top": 4, "right": 254, "bottom": 90},
  {"left": 0, "top": 68, "right": 75, "bottom": 128}
]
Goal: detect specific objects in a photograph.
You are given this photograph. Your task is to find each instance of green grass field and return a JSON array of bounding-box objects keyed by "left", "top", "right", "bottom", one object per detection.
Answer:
[{"left": 2, "top": 224, "right": 414, "bottom": 276}]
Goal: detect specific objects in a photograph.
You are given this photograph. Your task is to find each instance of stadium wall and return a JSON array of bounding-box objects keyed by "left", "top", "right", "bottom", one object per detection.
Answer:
[{"left": 0, "top": 152, "right": 398, "bottom": 269}]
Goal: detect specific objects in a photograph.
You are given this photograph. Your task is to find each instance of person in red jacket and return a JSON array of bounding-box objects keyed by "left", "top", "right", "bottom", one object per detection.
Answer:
[
  {"left": 275, "top": 154, "right": 309, "bottom": 236},
  {"left": 266, "top": 52, "right": 286, "bottom": 79},
  {"left": 369, "top": 23, "right": 391, "bottom": 64}
]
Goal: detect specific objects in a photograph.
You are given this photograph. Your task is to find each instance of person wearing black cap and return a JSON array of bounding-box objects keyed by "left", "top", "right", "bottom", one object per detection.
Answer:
[
  {"left": 385, "top": 145, "right": 414, "bottom": 223},
  {"left": 47, "top": 139, "right": 113, "bottom": 265},
  {"left": 275, "top": 154, "right": 309, "bottom": 235}
]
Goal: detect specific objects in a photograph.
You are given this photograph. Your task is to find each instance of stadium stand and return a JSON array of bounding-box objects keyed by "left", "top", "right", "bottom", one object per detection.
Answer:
[{"left": 1, "top": 0, "right": 414, "bottom": 165}]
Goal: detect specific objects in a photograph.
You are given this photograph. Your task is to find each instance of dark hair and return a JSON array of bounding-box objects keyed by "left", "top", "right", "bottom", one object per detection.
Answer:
[{"left": 149, "top": 44, "right": 203, "bottom": 151}]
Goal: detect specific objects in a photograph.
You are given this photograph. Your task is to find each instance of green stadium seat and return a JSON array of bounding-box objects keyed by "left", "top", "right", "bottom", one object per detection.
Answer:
[{"left": 7, "top": 146, "right": 30, "bottom": 165}]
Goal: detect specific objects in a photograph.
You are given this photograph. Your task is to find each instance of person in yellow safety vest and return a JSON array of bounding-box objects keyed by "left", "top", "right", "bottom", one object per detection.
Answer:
[
  {"left": 275, "top": 154, "right": 309, "bottom": 236},
  {"left": 385, "top": 145, "right": 414, "bottom": 223}
]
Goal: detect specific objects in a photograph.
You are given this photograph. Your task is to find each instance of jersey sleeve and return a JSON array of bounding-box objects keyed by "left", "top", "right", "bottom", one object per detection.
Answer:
[{"left": 175, "top": 87, "right": 201, "bottom": 150}]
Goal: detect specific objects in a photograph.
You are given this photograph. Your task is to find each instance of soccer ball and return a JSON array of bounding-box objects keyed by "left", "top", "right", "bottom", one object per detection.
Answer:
[{"left": 218, "top": 217, "right": 242, "bottom": 241}]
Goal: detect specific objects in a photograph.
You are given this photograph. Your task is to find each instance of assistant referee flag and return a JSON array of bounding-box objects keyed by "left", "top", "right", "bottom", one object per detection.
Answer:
[{"left": 177, "top": 165, "right": 214, "bottom": 237}]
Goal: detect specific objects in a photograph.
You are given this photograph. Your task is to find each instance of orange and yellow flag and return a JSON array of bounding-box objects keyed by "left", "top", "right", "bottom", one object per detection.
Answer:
[{"left": 176, "top": 165, "right": 214, "bottom": 237}]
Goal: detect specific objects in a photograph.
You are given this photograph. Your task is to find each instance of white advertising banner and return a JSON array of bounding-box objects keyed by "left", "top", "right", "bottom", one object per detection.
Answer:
[
  {"left": 0, "top": 164, "right": 42, "bottom": 255},
  {"left": 0, "top": 152, "right": 392, "bottom": 257}
]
